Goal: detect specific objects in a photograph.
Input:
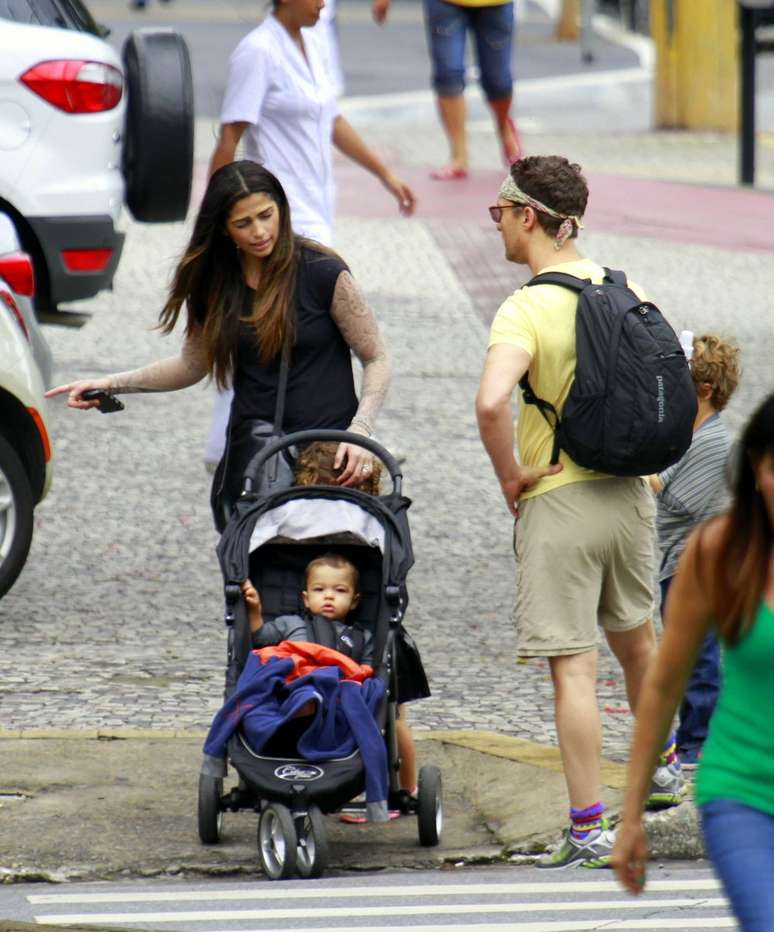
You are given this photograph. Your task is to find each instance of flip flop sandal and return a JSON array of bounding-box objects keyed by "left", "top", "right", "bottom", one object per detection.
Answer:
[
  {"left": 430, "top": 166, "right": 469, "bottom": 181},
  {"left": 339, "top": 809, "right": 401, "bottom": 824},
  {"left": 503, "top": 117, "right": 523, "bottom": 167}
]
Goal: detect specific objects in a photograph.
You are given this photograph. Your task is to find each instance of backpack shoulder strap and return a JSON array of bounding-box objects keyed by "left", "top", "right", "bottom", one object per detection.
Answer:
[
  {"left": 525, "top": 272, "right": 590, "bottom": 292},
  {"left": 517, "top": 374, "right": 561, "bottom": 465},
  {"left": 603, "top": 268, "right": 628, "bottom": 287}
]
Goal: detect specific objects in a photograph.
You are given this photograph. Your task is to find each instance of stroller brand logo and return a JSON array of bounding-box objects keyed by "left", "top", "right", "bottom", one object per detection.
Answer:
[{"left": 274, "top": 764, "right": 324, "bottom": 781}]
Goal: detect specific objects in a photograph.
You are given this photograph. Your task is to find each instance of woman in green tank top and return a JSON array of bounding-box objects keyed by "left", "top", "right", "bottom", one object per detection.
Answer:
[{"left": 612, "top": 391, "right": 774, "bottom": 932}]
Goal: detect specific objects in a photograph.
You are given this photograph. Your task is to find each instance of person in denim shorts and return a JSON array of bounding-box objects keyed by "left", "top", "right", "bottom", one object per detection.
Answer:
[{"left": 373, "top": 0, "right": 521, "bottom": 179}]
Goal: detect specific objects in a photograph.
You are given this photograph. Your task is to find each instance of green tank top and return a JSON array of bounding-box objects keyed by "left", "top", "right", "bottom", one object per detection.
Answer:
[{"left": 696, "top": 601, "right": 774, "bottom": 813}]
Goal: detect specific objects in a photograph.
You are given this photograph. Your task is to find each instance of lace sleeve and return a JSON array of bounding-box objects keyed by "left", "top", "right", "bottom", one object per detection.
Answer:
[
  {"left": 107, "top": 328, "right": 209, "bottom": 394},
  {"left": 329, "top": 271, "right": 391, "bottom": 435}
]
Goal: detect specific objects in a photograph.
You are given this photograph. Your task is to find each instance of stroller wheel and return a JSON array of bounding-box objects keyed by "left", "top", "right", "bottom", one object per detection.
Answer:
[
  {"left": 295, "top": 804, "right": 328, "bottom": 879},
  {"left": 417, "top": 765, "right": 443, "bottom": 847},
  {"left": 197, "top": 773, "right": 223, "bottom": 844},
  {"left": 258, "top": 803, "right": 298, "bottom": 880}
]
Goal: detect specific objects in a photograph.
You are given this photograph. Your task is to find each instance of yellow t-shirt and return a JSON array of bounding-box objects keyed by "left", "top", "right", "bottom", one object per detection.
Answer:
[{"left": 488, "top": 258, "right": 646, "bottom": 501}]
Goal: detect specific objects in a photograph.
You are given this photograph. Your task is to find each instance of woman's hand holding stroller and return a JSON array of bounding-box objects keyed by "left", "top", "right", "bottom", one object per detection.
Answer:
[{"left": 334, "top": 442, "right": 376, "bottom": 489}]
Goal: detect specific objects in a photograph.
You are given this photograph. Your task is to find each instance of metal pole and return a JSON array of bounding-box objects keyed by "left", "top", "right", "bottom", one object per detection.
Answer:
[
  {"left": 581, "top": 0, "right": 594, "bottom": 63},
  {"left": 740, "top": 6, "right": 757, "bottom": 186}
]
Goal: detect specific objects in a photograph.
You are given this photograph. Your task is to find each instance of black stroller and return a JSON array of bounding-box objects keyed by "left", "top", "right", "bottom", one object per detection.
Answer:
[{"left": 197, "top": 430, "right": 442, "bottom": 879}]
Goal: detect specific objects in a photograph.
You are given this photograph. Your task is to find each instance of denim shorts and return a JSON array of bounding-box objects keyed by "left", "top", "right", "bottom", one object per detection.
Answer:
[{"left": 423, "top": 0, "right": 514, "bottom": 100}]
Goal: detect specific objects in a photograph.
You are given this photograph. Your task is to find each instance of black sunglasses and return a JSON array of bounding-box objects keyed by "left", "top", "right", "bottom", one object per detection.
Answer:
[{"left": 488, "top": 204, "right": 523, "bottom": 223}]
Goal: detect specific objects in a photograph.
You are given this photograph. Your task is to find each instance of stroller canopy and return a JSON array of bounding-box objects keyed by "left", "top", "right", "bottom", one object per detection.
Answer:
[
  {"left": 249, "top": 498, "right": 386, "bottom": 554},
  {"left": 217, "top": 485, "right": 414, "bottom": 593}
]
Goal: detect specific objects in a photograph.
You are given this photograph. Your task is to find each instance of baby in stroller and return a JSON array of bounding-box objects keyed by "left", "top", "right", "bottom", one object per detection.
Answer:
[{"left": 242, "top": 552, "right": 374, "bottom": 723}]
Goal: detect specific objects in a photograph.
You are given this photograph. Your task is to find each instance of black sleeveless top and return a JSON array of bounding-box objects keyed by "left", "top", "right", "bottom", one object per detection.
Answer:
[{"left": 232, "top": 246, "right": 358, "bottom": 433}]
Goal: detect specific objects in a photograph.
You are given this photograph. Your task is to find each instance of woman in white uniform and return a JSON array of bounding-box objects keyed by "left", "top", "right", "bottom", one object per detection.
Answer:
[{"left": 204, "top": 0, "right": 415, "bottom": 466}]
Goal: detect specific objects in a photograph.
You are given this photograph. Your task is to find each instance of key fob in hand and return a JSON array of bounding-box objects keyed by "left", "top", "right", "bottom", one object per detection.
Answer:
[{"left": 81, "top": 389, "right": 124, "bottom": 413}]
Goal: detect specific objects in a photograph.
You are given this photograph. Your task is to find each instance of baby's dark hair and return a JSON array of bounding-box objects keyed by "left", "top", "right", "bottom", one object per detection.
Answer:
[
  {"left": 304, "top": 553, "right": 359, "bottom": 591},
  {"left": 295, "top": 441, "right": 382, "bottom": 495}
]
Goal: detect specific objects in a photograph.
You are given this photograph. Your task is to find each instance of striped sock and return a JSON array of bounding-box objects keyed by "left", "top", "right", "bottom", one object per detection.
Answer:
[
  {"left": 570, "top": 801, "right": 605, "bottom": 840},
  {"left": 660, "top": 732, "right": 679, "bottom": 768}
]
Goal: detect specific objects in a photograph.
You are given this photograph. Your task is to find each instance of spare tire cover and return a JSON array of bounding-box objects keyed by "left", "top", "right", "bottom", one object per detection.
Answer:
[{"left": 122, "top": 28, "right": 194, "bottom": 223}]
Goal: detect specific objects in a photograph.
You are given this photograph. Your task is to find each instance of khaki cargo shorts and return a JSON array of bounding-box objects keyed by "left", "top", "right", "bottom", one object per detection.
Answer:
[{"left": 513, "top": 477, "right": 655, "bottom": 658}]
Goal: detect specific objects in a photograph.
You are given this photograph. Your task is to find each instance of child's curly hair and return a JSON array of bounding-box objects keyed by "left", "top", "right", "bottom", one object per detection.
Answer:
[
  {"left": 692, "top": 334, "right": 741, "bottom": 412},
  {"left": 294, "top": 441, "right": 382, "bottom": 495}
]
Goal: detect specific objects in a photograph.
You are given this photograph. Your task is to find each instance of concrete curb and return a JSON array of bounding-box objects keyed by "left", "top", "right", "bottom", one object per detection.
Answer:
[{"left": 0, "top": 729, "right": 704, "bottom": 877}]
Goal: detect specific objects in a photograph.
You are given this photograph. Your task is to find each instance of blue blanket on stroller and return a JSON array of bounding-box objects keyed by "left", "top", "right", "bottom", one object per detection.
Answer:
[{"left": 202, "top": 649, "right": 389, "bottom": 821}]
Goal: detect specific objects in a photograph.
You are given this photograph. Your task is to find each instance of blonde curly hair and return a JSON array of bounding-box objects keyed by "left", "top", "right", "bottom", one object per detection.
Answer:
[
  {"left": 692, "top": 334, "right": 741, "bottom": 412},
  {"left": 294, "top": 441, "right": 382, "bottom": 495}
]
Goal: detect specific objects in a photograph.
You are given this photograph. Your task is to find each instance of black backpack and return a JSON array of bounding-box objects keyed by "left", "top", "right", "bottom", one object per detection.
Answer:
[{"left": 519, "top": 269, "right": 697, "bottom": 477}]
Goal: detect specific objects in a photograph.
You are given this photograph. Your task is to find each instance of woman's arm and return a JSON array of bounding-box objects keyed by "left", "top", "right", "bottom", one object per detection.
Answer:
[
  {"left": 209, "top": 122, "right": 249, "bottom": 178},
  {"left": 330, "top": 271, "right": 390, "bottom": 435},
  {"left": 46, "top": 330, "right": 209, "bottom": 409},
  {"left": 613, "top": 526, "right": 718, "bottom": 894},
  {"left": 332, "top": 116, "right": 416, "bottom": 216},
  {"left": 329, "top": 271, "right": 391, "bottom": 485}
]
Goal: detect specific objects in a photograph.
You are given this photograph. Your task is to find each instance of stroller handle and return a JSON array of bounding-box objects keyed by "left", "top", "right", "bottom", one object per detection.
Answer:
[{"left": 242, "top": 429, "right": 404, "bottom": 496}]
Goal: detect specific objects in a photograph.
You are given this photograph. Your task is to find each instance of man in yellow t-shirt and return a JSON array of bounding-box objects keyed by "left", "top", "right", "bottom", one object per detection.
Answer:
[
  {"left": 372, "top": 0, "right": 520, "bottom": 177},
  {"left": 476, "top": 155, "right": 672, "bottom": 869}
]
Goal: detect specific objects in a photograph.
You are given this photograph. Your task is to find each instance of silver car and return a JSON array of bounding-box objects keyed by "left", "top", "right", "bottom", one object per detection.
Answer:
[{"left": 0, "top": 212, "right": 53, "bottom": 597}]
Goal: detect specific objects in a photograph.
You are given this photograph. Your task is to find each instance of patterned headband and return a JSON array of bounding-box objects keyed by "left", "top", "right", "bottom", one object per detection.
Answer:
[{"left": 499, "top": 175, "right": 584, "bottom": 250}]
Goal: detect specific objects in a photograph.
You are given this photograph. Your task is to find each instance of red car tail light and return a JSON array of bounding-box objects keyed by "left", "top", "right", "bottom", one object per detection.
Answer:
[
  {"left": 0, "top": 252, "right": 35, "bottom": 297},
  {"left": 19, "top": 60, "right": 123, "bottom": 114},
  {"left": 61, "top": 248, "right": 113, "bottom": 273},
  {"left": 27, "top": 407, "right": 52, "bottom": 462},
  {"left": 0, "top": 288, "right": 30, "bottom": 340}
]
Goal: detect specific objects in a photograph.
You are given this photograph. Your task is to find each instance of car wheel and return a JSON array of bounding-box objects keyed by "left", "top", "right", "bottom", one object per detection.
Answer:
[
  {"left": 122, "top": 28, "right": 194, "bottom": 223},
  {"left": 0, "top": 434, "right": 34, "bottom": 599}
]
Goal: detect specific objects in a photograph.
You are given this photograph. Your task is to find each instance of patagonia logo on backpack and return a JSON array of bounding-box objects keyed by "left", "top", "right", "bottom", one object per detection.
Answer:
[{"left": 519, "top": 269, "right": 697, "bottom": 477}]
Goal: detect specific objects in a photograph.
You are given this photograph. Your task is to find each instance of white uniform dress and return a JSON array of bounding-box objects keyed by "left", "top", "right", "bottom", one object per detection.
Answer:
[
  {"left": 221, "top": 12, "right": 339, "bottom": 244},
  {"left": 205, "top": 13, "right": 341, "bottom": 467}
]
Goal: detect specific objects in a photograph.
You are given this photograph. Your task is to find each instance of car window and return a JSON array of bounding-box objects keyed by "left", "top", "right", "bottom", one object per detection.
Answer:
[{"left": 0, "top": 0, "right": 104, "bottom": 35}]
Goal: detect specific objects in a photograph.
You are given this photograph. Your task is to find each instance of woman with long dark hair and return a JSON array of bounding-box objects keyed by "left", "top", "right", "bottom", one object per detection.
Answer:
[
  {"left": 613, "top": 391, "right": 774, "bottom": 930},
  {"left": 47, "top": 161, "right": 389, "bottom": 493}
]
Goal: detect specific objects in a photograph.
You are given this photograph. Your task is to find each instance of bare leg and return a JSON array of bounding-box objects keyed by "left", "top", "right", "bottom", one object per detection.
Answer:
[
  {"left": 488, "top": 94, "right": 521, "bottom": 164},
  {"left": 605, "top": 619, "right": 657, "bottom": 715},
  {"left": 436, "top": 94, "right": 468, "bottom": 172},
  {"left": 396, "top": 705, "right": 418, "bottom": 792},
  {"left": 549, "top": 649, "right": 601, "bottom": 810}
]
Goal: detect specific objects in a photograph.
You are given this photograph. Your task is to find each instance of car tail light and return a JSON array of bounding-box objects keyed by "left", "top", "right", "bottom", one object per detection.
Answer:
[
  {"left": 0, "top": 252, "right": 35, "bottom": 297},
  {"left": 0, "top": 288, "right": 30, "bottom": 340},
  {"left": 27, "top": 407, "right": 52, "bottom": 463},
  {"left": 19, "top": 60, "right": 123, "bottom": 114},
  {"left": 61, "top": 248, "right": 113, "bottom": 273}
]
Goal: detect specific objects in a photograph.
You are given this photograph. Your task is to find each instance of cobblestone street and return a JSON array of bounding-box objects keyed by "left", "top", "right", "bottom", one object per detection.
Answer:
[{"left": 1, "top": 3, "right": 773, "bottom": 769}]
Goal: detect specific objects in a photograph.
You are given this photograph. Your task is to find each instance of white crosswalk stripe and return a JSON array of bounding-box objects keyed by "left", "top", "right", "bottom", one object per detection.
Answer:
[{"left": 28, "top": 871, "right": 733, "bottom": 931}]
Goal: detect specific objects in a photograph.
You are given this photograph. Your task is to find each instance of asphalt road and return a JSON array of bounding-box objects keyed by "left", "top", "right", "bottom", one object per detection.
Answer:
[
  {"left": 0, "top": 864, "right": 733, "bottom": 930},
  {"left": 91, "top": 0, "right": 643, "bottom": 117}
]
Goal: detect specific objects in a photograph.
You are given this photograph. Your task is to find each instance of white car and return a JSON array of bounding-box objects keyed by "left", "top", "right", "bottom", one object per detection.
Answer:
[
  {"left": 0, "top": 214, "right": 53, "bottom": 597},
  {"left": 0, "top": 0, "right": 193, "bottom": 313}
]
